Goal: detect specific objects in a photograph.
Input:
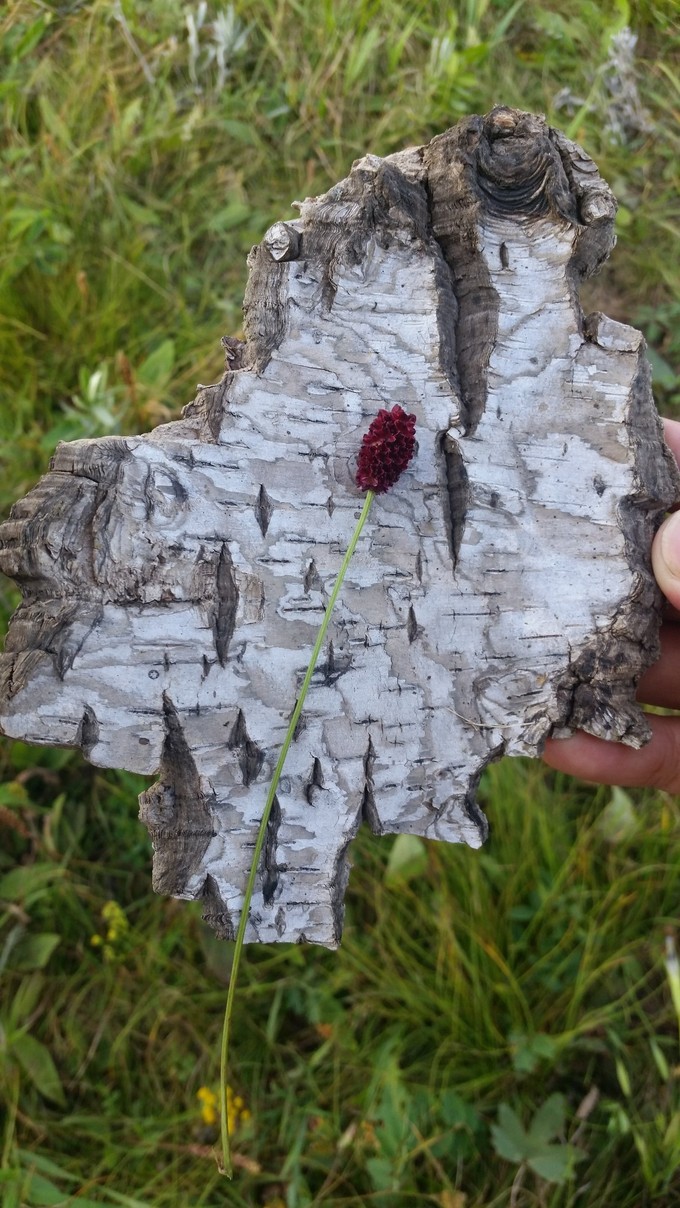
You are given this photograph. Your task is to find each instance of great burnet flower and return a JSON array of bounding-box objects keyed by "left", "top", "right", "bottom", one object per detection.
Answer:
[
  {"left": 355, "top": 404, "right": 417, "bottom": 493},
  {"left": 219, "top": 405, "right": 418, "bottom": 1177}
]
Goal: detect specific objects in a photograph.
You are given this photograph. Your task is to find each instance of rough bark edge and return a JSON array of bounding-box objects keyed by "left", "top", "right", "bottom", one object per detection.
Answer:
[{"left": 138, "top": 693, "right": 215, "bottom": 896}]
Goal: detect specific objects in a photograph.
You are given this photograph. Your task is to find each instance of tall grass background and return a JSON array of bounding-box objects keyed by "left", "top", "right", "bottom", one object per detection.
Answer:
[{"left": 1, "top": 1, "right": 679, "bottom": 1204}]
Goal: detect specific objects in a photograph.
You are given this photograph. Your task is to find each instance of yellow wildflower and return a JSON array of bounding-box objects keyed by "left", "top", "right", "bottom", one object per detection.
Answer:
[
  {"left": 102, "top": 900, "right": 128, "bottom": 940},
  {"left": 196, "top": 1085, "right": 251, "bottom": 1132},
  {"left": 197, "top": 1086, "right": 218, "bottom": 1126},
  {"left": 90, "top": 900, "right": 130, "bottom": 961}
]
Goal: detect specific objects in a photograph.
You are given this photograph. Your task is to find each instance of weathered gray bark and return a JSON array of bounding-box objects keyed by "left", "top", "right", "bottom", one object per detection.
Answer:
[{"left": 0, "top": 107, "right": 677, "bottom": 946}]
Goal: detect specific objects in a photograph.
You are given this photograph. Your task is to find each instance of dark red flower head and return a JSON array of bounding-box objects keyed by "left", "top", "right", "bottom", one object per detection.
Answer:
[{"left": 355, "top": 405, "right": 417, "bottom": 494}]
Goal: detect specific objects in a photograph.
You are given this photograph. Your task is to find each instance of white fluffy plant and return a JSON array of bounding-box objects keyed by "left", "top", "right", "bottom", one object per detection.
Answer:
[{"left": 185, "top": 2, "right": 251, "bottom": 92}]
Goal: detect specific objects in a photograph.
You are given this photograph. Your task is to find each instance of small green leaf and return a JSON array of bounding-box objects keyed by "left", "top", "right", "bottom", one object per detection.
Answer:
[
  {"left": 37, "top": 95, "right": 73, "bottom": 149},
  {"left": 19, "top": 1171, "right": 65, "bottom": 1206},
  {"left": 117, "top": 98, "right": 144, "bottom": 147},
  {"left": 344, "top": 27, "right": 381, "bottom": 88},
  {"left": 491, "top": 1103, "right": 528, "bottom": 1162},
  {"left": 649, "top": 1037, "right": 670, "bottom": 1082},
  {"left": 0, "top": 923, "right": 24, "bottom": 974},
  {"left": 207, "top": 202, "right": 252, "bottom": 232},
  {"left": 0, "top": 1171, "right": 20, "bottom": 1208},
  {"left": 0, "top": 864, "right": 65, "bottom": 903},
  {"left": 102, "top": 1189, "right": 159, "bottom": 1208},
  {"left": 9, "top": 973, "right": 44, "bottom": 1028},
  {"left": 19, "top": 1168, "right": 106, "bottom": 1208},
  {"left": 16, "top": 1150, "right": 77, "bottom": 1185},
  {"left": 6, "top": 206, "right": 49, "bottom": 241},
  {"left": 647, "top": 348, "right": 678, "bottom": 391},
  {"left": 120, "top": 197, "right": 161, "bottom": 227},
  {"left": 12, "top": 16, "right": 51, "bottom": 60},
  {"left": 440, "top": 1089, "right": 482, "bottom": 1131},
  {"left": 0, "top": 780, "right": 31, "bottom": 808},
  {"left": 615, "top": 1055, "right": 632, "bottom": 1098},
  {"left": 371, "top": 1070, "right": 412, "bottom": 1156},
  {"left": 137, "top": 339, "right": 175, "bottom": 386},
  {"left": 48, "top": 220, "right": 73, "bottom": 246},
  {"left": 365, "top": 1156, "right": 395, "bottom": 1192},
  {"left": 597, "top": 787, "right": 637, "bottom": 844},
  {"left": 13, "top": 1033, "right": 65, "bottom": 1105},
  {"left": 529, "top": 1144, "right": 575, "bottom": 1184},
  {"left": 509, "top": 1030, "right": 558, "bottom": 1074},
  {"left": 384, "top": 834, "right": 428, "bottom": 886},
  {"left": 527, "top": 1093, "right": 566, "bottom": 1147},
  {"left": 9, "top": 933, "right": 61, "bottom": 972},
  {"left": 222, "top": 119, "right": 260, "bottom": 146},
  {"left": 12, "top": 14, "right": 52, "bottom": 60}
]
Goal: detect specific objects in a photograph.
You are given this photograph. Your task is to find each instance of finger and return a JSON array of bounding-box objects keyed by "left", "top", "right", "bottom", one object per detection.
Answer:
[
  {"left": 663, "top": 417, "right": 680, "bottom": 468},
  {"left": 637, "top": 623, "right": 680, "bottom": 709},
  {"left": 652, "top": 511, "right": 680, "bottom": 613},
  {"left": 543, "top": 715, "right": 680, "bottom": 793}
]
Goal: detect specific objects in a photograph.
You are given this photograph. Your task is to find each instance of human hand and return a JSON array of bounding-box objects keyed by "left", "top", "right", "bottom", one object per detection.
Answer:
[{"left": 543, "top": 417, "right": 680, "bottom": 792}]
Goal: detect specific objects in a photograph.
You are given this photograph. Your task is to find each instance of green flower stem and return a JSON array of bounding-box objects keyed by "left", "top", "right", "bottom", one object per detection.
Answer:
[{"left": 220, "top": 489, "right": 375, "bottom": 1176}]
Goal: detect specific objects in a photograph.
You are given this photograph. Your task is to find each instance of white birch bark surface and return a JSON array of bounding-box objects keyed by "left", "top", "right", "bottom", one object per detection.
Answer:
[{"left": 0, "top": 108, "right": 677, "bottom": 946}]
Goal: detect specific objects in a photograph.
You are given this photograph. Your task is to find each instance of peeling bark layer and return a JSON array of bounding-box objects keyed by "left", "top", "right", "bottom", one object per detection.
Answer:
[{"left": 0, "top": 107, "right": 677, "bottom": 946}]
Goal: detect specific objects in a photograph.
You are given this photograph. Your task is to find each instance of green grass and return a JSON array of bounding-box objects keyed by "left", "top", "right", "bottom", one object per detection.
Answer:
[{"left": 1, "top": 0, "right": 679, "bottom": 1204}]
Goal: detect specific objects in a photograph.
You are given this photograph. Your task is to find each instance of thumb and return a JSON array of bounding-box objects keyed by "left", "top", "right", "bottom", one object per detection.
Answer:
[{"left": 652, "top": 511, "right": 680, "bottom": 611}]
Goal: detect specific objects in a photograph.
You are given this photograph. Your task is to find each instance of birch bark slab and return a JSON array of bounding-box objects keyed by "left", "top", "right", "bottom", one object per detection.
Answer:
[{"left": 1, "top": 107, "right": 677, "bottom": 946}]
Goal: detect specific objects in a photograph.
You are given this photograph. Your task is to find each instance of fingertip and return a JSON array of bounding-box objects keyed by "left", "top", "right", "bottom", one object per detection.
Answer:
[
  {"left": 542, "top": 733, "right": 608, "bottom": 781},
  {"left": 662, "top": 416, "right": 680, "bottom": 466},
  {"left": 652, "top": 511, "right": 680, "bottom": 612},
  {"left": 543, "top": 718, "right": 680, "bottom": 794}
]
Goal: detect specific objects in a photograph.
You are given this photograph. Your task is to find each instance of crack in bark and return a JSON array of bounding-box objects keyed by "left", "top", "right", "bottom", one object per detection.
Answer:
[
  {"left": 303, "top": 558, "right": 324, "bottom": 593},
  {"left": 138, "top": 693, "right": 214, "bottom": 895},
  {"left": 183, "top": 377, "right": 233, "bottom": 442},
  {"left": 441, "top": 436, "right": 469, "bottom": 571},
  {"left": 423, "top": 121, "right": 498, "bottom": 436},
  {"left": 76, "top": 704, "right": 99, "bottom": 757},
  {"left": 462, "top": 751, "right": 498, "bottom": 838},
  {"left": 255, "top": 484, "right": 274, "bottom": 536},
  {"left": 304, "top": 756, "right": 325, "bottom": 804},
  {"left": 227, "top": 708, "right": 265, "bottom": 786},
  {"left": 212, "top": 541, "right": 239, "bottom": 666},
  {"left": 330, "top": 822, "right": 360, "bottom": 948},
  {"left": 2, "top": 601, "right": 103, "bottom": 683},
  {"left": 361, "top": 735, "right": 382, "bottom": 833},
  {"left": 320, "top": 639, "right": 352, "bottom": 685},
  {"left": 261, "top": 793, "right": 282, "bottom": 905},
  {"left": 200, "top": 873, "right": 234, "bottom": 940}
]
